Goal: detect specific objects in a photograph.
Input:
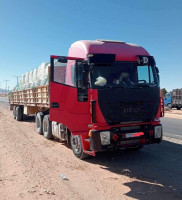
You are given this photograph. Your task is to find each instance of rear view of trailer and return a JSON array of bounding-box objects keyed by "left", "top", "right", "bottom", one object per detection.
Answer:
[{"left": 172, "top": 89, "right": 182, "bottom": 110}]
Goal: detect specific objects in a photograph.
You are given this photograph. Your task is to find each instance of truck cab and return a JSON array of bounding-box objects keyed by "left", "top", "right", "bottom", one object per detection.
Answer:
[
  {"left": 49, "top": 40, "right": 164, "bottom": 159},
  {"left": 164, "top": 93, "right": 172, "bottom": 109}
]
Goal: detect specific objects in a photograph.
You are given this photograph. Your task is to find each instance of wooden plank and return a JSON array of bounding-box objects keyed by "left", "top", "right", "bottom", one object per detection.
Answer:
[{"left": 9, "top": 85, "right": 50, "bottom": 108}]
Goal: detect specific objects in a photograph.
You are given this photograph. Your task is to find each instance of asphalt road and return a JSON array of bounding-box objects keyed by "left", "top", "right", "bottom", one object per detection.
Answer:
[
  {"left": 0, "top": 97, "right": 8, "bottom": 103},
  {"left": 161, "top": 117, "right": 182, "bottom": 140}
]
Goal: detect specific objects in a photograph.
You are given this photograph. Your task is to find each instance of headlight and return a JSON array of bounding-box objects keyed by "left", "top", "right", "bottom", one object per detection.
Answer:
[
  {"left": 100, "top": 131, "right": 110, "bottom": 145},
  {"left": 154, "top": 126, "right": 162, "bottom": 139}
]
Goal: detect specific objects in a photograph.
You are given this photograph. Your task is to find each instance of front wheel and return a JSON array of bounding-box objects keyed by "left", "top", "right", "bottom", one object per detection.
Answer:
[{"left": 70, "top": 135, "right": 89, "bottom": 159}]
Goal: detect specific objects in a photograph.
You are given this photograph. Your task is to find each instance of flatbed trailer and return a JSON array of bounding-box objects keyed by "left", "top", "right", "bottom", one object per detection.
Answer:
[{"left": 10, "top": 85, "right": 49, "bottom": 113}]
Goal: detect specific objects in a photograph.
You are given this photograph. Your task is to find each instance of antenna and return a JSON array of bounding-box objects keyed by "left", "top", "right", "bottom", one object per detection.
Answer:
[
  {"left": 14, "top": 75, "right": 21, "bottom": 85},
  {"left": 4, "top": 80, "right": 10, "bottom": 96}
]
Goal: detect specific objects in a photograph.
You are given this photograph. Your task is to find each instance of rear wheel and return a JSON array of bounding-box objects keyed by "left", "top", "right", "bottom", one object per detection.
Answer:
[
  {"left": 16, "top": 106, "right": 23, "bottom": 121},
  {"left": 13, "top": 106, "right": 16, "bottom": 119},
  {"left": 70, "top": 135, "right": 89, "bottom": 159},
  {"left": 35, "top": 112, "right": 44, "bottom": 135},
  {"left": 177, "top": 107, "right": 181, "bottom": 110},
  {"left": 43, "top": 115, "right": 53, "bottom": 139}
]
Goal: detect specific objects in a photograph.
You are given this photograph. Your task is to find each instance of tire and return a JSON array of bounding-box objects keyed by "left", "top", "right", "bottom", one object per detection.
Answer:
[
  {"left": 35, "top": 112, "right": 44, "bottom": 135},
  {"left": 177, "top": 107, "right": 181, "bottom": 110},
  {"left": 70, "top": 135, "right": 89, "bottom": 159},
  {"left": 167, "top": 103, "right": 172, "bottom": 109},
  {"left": 16, "top": 106, "right": 23, "bottom": 121},
  {"left": 13, "top": 106, "right": 16, "bottom": 119},
  {"left": 43, "top": 115, "right": 53, "bottom": 139}
]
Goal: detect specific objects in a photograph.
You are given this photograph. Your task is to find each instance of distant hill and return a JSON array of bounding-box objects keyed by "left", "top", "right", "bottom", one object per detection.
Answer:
[{"left": 0, "top": 88, "right": 6, "bottom": 93}]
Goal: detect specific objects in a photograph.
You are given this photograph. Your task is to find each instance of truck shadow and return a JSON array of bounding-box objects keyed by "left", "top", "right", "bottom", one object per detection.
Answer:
[{"left": 87, "top": 141, "right": 182, "bottom": 200}]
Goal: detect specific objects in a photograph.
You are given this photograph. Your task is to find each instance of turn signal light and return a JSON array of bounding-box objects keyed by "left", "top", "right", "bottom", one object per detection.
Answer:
[{"left": 89, "top": 130, "right": 92, "bottom": 137}]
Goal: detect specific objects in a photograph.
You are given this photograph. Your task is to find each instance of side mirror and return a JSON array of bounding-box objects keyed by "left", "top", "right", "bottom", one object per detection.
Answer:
[
  {"left": 81, "top": 71, "right": 89, "bottom": 88},
  {"left": 58, "top": 56, "right": 67, "bottom": 63},
  {"left": 155, "top": 66, "right": 159, "bottom": 73},
  {"left": 77, "top": 62, "right": 89, "bottom": 89}
]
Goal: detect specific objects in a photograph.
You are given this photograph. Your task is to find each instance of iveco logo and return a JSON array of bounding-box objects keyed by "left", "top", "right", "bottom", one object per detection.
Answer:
[{"left": 124, "top": 107, "right": 141, "bottom": 113}]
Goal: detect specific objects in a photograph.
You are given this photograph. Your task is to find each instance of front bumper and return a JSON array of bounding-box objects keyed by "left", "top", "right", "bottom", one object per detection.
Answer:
[{"left": 90, "top": 124, "right": 163, "bottom": 152}]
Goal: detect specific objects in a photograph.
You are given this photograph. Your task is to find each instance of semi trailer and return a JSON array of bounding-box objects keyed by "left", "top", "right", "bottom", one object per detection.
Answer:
[{"left": 9, "top": 40, "right": 164, "bottom": 159}]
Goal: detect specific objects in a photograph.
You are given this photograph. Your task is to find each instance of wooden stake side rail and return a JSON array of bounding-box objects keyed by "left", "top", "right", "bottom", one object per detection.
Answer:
[{"left": 10, "top": 85, "right": 49, "bottom": 108}]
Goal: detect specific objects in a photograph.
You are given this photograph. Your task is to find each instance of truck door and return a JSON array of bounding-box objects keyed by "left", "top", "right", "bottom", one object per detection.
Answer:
[{"left": 49, "top": 56, "right": 90, "bottom": 132}]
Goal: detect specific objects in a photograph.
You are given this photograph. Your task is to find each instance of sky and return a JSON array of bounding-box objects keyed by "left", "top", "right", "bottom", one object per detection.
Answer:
[{"left": 0, "top": 0, "right": 182, "bottom": 91}]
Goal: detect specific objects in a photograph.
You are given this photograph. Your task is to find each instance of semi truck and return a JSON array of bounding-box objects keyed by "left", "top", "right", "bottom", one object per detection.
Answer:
[
  {"left": 164, "top": 89, "right": 182, "bottom": 110},
  {"left": 9, "top": 40, "right": 164, "bottom": 159}
]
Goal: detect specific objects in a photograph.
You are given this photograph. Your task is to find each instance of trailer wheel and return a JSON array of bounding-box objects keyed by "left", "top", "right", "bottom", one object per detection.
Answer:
[
  {"left": 16, "top": 106, "right": 23, "bottom": 121},
  {"left": 35, "top": 112, "right": 44, "bottom": 135},
  {"left": 70, "top": 135, "right": 89, "bottom": 159},
  {"left": 43, "top": 115, "right": 53, "bottom": 139},
  {"left": 13, "top": 106, "right": 16, "bottom": 119}
]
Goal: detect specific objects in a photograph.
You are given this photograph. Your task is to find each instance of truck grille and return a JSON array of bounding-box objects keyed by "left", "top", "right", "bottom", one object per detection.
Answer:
[{"left": 108, "top": 101, "right": 153, "bottom": 123}]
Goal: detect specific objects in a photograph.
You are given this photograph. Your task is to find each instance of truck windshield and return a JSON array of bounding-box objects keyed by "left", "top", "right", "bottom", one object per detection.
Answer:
[
  {"left": 91, "top": 62, "right": 159, "bottom": 89},
  {"left": 165, "top": 93, "right": 171, "bottom": 99}
]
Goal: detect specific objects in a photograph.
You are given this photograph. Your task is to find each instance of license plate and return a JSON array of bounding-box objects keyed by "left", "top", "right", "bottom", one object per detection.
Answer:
[{"left": 123, "top": 132, "right": 144, "bottom": 139}]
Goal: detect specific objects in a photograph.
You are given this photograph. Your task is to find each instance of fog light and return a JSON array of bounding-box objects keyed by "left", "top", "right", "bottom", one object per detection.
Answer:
[
  {"left": 154, "top": 126, "right": 162, "bottom": 138},
  {"left": 112, "top": 134, "right": 119, "bottom": 141},
  {"left": 100, "top": 131, "right": 110, "bottom": 145}
]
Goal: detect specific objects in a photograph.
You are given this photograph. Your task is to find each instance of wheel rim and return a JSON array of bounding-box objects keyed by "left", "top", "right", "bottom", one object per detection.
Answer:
[
  {"left": 37, "top": 117, "right": 40, "bottom": 129},
  {"left": 44, "top": 120, "right": 48, "bottom": 133},
  {"left": 72, "top": 136, "right": 81, "bottom": 152}
]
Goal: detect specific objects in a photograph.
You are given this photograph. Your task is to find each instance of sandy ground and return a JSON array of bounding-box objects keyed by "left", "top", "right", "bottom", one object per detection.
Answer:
[
  {"left": 0, "top": 102, "right": 182, "bottom": 200},
  {"left": 164, "top": 108, "right": 182, "bottom": 119}
]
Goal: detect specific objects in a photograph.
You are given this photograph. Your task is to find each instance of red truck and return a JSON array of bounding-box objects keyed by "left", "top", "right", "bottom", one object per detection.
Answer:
[{"left": 9, "top": 40, "right": 164, "bottom": 159}]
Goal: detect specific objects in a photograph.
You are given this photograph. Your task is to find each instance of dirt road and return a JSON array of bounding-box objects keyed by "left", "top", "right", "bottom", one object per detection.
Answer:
[{"left": 0, "top": 102, "right": 182, "bottom": 200}]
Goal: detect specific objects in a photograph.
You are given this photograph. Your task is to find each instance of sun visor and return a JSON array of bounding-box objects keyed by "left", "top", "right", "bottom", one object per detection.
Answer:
[{"left": 87, "top": 53, "right": 116, "bottom": 65}]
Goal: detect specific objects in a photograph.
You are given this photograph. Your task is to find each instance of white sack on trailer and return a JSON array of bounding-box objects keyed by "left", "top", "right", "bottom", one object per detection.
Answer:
[
  {"left": 13, "top": 62, "right": 49, "bottom": 91},
  {"left": 32, "top": 69, "right": 38, "bottom": 87}
]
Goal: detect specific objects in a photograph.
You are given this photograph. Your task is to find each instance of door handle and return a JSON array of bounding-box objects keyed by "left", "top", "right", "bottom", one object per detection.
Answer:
[{"left": 51, "top": 102, "right": 59, "bottom": 108}]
